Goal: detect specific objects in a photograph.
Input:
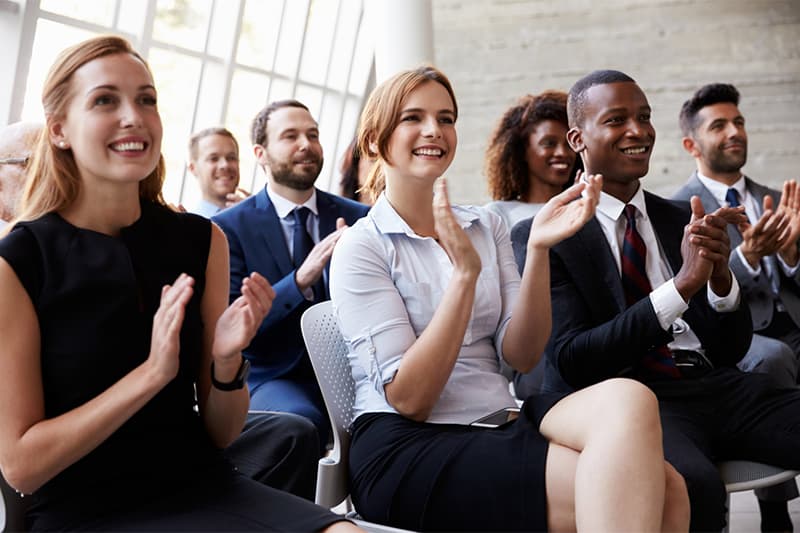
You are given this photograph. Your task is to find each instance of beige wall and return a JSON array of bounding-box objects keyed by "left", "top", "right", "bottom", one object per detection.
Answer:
[{"left": 432, "top": 0, "right": 800, "bottom": 204}]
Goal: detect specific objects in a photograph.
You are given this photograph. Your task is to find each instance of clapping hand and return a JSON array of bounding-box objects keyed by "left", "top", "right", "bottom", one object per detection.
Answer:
[
  {"left": 528, "top": 170, "right": 602, "bottom": 250},
  {"left": 777, "top": 180, "right": 800, "bottom": 266},
  {"left": 148, "top": 273, "right": 195, "bottom": 383},
  {"left": 433, "top": 177, "right": 481, "bottom": 276},
  {"left": 738, "top": 194, "right": 790, "bottom": 268},
  {"left": 212, "top": 272, "right": 275, "bottom": 364}
]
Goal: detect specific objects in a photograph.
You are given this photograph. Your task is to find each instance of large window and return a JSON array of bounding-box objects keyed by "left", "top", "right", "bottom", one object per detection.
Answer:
[{"left": 12, "top": 0, "right": 374, "bottom": 205}]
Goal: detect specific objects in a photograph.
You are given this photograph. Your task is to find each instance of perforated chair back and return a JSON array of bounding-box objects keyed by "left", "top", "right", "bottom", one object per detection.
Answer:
[{"left": 300, "top": 301, "right": 355, "bottom": 509}]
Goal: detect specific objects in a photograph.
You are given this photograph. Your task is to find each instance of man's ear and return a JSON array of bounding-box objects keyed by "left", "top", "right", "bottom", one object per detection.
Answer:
[
  {"left": 682, "top": 136, "right": 700, "bottom": 158},
  {"left": 567, "top": 126, "right": 584, "bottom": 153},
  {"left": 188, "top": 161, "right": 197, "bottom": 177},
  {"left": 253, "top": 143, "right": 267, "bottom": 164}
]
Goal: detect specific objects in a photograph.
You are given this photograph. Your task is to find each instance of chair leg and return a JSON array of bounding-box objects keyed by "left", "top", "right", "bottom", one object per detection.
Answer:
[{"left": 722, "top": 492, "right": 731, "bottom": 533}]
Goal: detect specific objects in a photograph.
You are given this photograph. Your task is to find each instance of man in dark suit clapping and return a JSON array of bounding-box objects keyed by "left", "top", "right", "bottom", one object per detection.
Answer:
[{"left": 511, "top": 70, "right": 800, "bottom": 532}]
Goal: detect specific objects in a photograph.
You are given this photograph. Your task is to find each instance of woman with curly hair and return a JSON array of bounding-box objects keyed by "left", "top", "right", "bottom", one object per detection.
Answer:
[{"left": 484, "top": 90, "right": 580, "bottom": 229}]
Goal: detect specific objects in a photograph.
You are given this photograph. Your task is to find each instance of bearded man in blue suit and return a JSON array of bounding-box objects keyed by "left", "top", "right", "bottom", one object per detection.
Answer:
[{"left": 214, "top": 100, "right": 369, "bottom": 451}]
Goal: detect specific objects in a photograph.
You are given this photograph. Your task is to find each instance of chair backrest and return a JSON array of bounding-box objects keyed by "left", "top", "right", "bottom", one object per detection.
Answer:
[{"left": 300, "top": 301, "right": 355, "bottom": 509}]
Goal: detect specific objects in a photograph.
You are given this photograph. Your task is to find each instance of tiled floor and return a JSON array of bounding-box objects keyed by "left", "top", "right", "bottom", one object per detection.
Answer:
[{"left": 729, "top": 490, "right": 800, "bottom": 532}]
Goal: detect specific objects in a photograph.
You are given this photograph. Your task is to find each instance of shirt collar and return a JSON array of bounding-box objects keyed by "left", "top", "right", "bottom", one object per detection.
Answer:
[
  {"left": 267, "top": 184, "right": 318, "bottom": 219},
  {"left": 596, "top": 182, "right": 647, "bottom": 222},
  {"left": 370, "top": 193, "right": 479, "bottom": 237},
  {"left": 696, "top": 172, "right": 746, "bottom": 206}
]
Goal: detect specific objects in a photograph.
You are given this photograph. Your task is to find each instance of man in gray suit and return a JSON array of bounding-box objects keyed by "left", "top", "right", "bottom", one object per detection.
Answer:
[{"left": 673, "top": 82, "right": 800, "bottom": 532}]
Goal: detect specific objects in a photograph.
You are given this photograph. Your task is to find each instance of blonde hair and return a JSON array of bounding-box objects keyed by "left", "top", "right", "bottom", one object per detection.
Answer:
[
  {"left": 15, "top": 34, "right": 165, "bottom": 225},
  {"left": 357, "top": 65, "right": 458, "bottom": 203}
]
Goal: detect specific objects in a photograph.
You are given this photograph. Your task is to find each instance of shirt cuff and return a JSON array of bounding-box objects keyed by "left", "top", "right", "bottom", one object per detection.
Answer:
[
  {"left": 650, "top": 279, "right": 689, "bottom": 331},
  {"left": 735, "top": 245, "right": 762, "bottom": 276},
  {"left": 706, "top": 272, "right": 740, "bottom": 312},
  {"left": 778, "top": 253, "right": 800, "bottom": 276}
]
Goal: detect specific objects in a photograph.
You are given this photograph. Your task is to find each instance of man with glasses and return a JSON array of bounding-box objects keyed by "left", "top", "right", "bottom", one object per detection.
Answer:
[{"left": 0, "top": 122, "right": 41, "bottom": 229}]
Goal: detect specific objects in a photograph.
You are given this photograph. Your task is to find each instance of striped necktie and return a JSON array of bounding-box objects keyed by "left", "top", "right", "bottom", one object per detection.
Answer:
[{"left": 621, "top": 205, "right": 680, "bottom": 378}]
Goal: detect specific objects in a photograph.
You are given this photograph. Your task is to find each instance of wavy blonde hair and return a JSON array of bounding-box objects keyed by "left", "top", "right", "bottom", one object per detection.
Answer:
[
  {"left": 357, "top": 65, "right": 458, "bottom": 203},
  {"left": 14, "top": 35, "right": 165, "bottom": 227}
]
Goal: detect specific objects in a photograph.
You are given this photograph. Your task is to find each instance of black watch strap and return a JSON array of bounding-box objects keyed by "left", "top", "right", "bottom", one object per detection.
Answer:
[{"left": 211, "top": 357, "right": 250, "bottom": 391}]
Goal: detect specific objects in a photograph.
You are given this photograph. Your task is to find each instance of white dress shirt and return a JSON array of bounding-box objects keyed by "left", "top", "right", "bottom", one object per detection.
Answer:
[
  {"left": 594, "top": 185, "right": 740, "bottom": 354},
  {"left": 483, "top": 200, "right": 545, "bottom": 232},
  {"left": 330, "top": 194, "right": 518, "bottom": 424},
  {"left": 266, "top": 185, "right": 320, "bottom": 300}
]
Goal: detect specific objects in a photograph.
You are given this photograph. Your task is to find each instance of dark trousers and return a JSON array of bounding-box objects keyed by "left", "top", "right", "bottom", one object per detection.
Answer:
[
  {"left": 222, "top": 411, "right": 319, "bottom": 500},
  {"left": 649, "top": 367, "right": 800, "bottom": 532}
]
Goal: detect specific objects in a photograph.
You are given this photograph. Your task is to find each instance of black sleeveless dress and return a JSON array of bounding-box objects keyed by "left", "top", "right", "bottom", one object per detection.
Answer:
[{"left": 0, "top": 201, "right": 342, "bottom": 531}]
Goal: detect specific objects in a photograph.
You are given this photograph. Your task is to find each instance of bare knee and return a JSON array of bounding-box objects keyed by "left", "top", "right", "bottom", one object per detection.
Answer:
[
  {"left": 595, "top": 378, "right": 660, "bottom": 434},
  {"left": 662, "top": 462, "right": 690, "bottom": 533}
]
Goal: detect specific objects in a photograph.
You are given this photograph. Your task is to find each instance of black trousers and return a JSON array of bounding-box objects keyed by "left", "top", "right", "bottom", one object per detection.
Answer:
[
  {"left": 649, "top": 367, "right": 800, "bottom": 532},
  {"left": 222, "top": 411, "right": 319, "bottom": 500}
]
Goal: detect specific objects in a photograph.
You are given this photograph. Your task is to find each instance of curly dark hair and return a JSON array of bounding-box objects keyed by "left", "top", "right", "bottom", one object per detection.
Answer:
[{"left": 484, "top": 91, "right": 571, "bottom": 201}]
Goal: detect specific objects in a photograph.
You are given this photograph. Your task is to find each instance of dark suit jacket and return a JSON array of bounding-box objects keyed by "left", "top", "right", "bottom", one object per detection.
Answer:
[
  {"left": 213, "top": 187, "right": 369, "bottom": 386},
  {"left": 672, "top": 172, "right": 800, "bottom": 331},
  {"left": 511, "top": 191, "right": 752, "bottom": 392}
]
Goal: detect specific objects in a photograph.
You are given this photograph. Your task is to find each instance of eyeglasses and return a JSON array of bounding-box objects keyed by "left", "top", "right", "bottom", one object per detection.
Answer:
[{"left": 0, "top": 156, "right": 30, "bottom": 167}]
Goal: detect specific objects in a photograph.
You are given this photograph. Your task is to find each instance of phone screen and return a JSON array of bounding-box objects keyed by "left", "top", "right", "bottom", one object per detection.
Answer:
[{"left": 469, "top": 407, "right": 520, "bottom": 428}]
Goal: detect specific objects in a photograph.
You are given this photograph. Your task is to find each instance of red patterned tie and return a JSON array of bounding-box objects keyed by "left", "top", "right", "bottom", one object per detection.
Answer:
[{"left": 621, "top": 205, "right": 680, "bottom": 378}]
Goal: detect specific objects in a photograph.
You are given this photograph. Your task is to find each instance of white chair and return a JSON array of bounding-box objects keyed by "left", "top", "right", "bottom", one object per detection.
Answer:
[
  {"left": 301, "top": 303, "right": 800, "bottom": 532},
  {"left": 300, "top": 301, "right": 414, "bottom": 533},
  {"left": 718, "top": 460, "right": 799, "bottom": 532}
]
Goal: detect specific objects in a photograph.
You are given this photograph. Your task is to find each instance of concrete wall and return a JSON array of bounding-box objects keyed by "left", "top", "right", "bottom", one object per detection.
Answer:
[{"left": 432, "top": 0, "right": 800, "bottom": 204}]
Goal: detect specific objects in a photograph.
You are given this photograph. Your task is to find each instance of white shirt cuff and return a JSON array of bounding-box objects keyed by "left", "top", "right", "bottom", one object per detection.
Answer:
[
  {"left": 650, "top": 279, "right": 689, "bottom": 331},
  {"left": 778, "top": 252, "right": 800, "bottom": 276},
  {"left": 735, "top": 245, "right": 762, "bottom": 276},
  {"left": 706, "top": 272, "right": 740, "bottom": 312}
]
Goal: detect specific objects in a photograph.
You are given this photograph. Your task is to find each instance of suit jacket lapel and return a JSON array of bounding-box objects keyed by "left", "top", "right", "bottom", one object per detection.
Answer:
[
  {"left": 646, "top": 192, "right": 685, "bottom": 276},
  {"left": 578, "top": 218, "right": 627, "bottom": 311},
  {"left": 256, "top": 188, "right": 293, "bottom": 274}
]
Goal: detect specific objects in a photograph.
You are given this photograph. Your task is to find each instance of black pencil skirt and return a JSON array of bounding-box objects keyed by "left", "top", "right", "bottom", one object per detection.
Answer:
[{"left": 349, "top": 393, "right": 565, "bottom": 532}]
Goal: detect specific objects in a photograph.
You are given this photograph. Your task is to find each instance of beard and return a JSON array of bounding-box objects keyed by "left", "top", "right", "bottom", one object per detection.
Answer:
[
  {"left": 702, "top": 140, "right": 747, "bottom": 175},
  {"left": 267, "top": 155, "right": 324, "bottom": 191}
]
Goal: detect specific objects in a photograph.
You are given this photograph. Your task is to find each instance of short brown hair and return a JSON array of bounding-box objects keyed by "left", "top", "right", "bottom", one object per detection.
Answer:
[
  {"left": 250, "top": 99, "right": 310, "bottom": 147},
  {"left": 188, "top": 127, "right": 239, "bottom": 161}
]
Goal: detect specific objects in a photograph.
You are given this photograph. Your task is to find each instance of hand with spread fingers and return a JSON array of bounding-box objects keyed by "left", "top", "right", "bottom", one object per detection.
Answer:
[
  {"left": 777, "top": 179, "right": 800, "bottom": 266},
  {"left": 433, "top": 177, "right": 481, "bottom": 277},
  {"left": 213, "top": 272, "right": 275, "bottom": 363},
  {"left": 528, "top": 170, "right": 602, "bottom": 250},
  {"left": 295, "top": 217, "right": 349, "bottom": 292},
  {"left": 738, "top": 194, "right": 791, "bottom": 268}
]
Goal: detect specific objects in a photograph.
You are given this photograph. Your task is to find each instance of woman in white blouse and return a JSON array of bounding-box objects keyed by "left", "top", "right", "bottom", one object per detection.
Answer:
[{"left": 329, "top": 66, "right": 689, "bottom": 532}]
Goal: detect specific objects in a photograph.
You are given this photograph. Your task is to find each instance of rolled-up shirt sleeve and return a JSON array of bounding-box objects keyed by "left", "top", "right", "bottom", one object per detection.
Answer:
[
  {"left": 489, "top": 213, "right": 520, "bottom": 364},
  {"left": 330, "top": 225, "right": 417, "bottom": 398}
]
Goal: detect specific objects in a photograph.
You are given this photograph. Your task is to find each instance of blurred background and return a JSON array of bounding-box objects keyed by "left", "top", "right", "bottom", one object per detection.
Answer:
[{"left": 1, "top": 0, "right": 798, "bottom": 206}]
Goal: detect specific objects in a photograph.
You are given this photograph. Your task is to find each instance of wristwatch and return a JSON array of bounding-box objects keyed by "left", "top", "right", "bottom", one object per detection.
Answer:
[{"left": 211, "top": 356, "right": 250, "bottom": 391}]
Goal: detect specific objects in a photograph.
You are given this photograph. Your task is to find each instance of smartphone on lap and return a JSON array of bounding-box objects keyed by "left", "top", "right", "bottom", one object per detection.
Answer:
[{"left": 469, "top": 407, "right": 520, "bottom": 428}]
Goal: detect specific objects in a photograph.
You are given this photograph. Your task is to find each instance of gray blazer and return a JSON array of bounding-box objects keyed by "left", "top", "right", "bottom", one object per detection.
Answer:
[{"left": 672, "top": 172, "right": 800, "bottom": 331}]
